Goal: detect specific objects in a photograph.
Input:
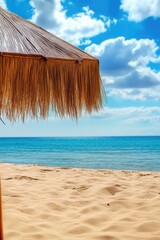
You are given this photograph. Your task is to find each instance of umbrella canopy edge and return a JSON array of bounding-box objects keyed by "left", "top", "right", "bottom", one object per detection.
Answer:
[{"left": 0, "top": 54, "right": 104, "bottom": 121}]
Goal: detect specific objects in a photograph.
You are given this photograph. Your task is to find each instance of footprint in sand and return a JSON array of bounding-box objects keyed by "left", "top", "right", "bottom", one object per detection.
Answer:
[
  {"left": 15, "top": 175, "right": 39, "bottom": 181},
  {"left": 40, "top": 169, "right": 53, "bottom": 172},
  {"left": 5, "top": 176, "right": 39, "bottom": 180},
  {"left": 100, "top": 186, "right": 121, "bottom": 196}
]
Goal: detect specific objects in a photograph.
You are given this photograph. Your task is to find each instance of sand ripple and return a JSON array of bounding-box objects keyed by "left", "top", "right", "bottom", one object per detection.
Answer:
[{"left": 1, "top": 163, "right": 160, "bottom": 240}]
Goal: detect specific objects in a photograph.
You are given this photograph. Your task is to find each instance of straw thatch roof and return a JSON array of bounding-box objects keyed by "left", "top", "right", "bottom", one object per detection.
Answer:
[{"left": 0, "top": 7, "right": 104, "bottom": 121}]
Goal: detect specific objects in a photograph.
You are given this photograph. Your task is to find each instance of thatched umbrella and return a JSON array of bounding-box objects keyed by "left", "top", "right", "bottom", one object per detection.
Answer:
[{"left": 0, "top": 7, "right": 104, "bottom": 239}]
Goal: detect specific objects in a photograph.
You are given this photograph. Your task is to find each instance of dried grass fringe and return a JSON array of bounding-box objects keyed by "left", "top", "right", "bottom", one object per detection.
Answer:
[{"left": 0, "top": 54, "right": 104, "bottom": 121}]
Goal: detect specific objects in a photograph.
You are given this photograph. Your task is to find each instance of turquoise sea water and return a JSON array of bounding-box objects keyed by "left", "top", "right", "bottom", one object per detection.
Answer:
[{"left": 0, "top": 136, "right": 160, "bottom": 171}]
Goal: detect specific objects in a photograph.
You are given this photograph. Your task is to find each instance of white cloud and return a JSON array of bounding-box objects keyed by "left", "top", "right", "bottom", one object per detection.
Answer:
[
  {"left": 85, "top": 37, "right": 159, "bottom": 75},
  {"left": 86, "top": 106, "right": 160, "bottom": 125},
  {"left": 108, "top": 88, "right": 160, "bottom": 101},
  {"left": 29, "top": 0, "right": 108, "bottom": 46},
  {"left": 80, "top": 39, "right": 92, "bottom": 46},
  {"left": 120, "top": 0, "right": 160, "bottom": 22},
  {"left": 48, "top": 106, "right": 160, "bottom": 127},
  {"left": 0, "top": 0, "right": 7, "bottom": 9},
  {"left": 85, "top": 37, "right": 160, "bottom": 100},
  {"left": 126, "top": 115, "right": 160, "bottom": 124}
]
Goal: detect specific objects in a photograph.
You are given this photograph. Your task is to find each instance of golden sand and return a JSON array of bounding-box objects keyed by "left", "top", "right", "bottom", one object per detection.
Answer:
[{"left": 1, "top": 163, "right": 160, "bottom": 240}]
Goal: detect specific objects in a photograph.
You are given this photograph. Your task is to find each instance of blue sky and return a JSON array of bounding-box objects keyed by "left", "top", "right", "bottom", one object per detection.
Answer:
[{"left": 0, "top": 0, "right": 160, "bottom": 136}]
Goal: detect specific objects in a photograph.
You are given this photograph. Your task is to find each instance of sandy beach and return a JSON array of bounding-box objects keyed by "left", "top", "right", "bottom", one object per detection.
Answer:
[{"left": 1, "top": 163, "right": 160, "bottom": 240}]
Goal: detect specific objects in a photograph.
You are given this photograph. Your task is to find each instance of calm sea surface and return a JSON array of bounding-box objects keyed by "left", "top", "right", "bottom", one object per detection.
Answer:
[{"left": 0, "top": 137, "right": 160, "bottom": 171}]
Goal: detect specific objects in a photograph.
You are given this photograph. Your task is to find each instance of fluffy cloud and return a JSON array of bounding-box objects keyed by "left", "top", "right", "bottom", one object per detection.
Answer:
[
  {"left": 120, "top": 0, "right": 160, "bottom": 22},
  {"left": 88, "top": 106, "right": 160, "bottom": 124},
  {"left": 106, "top": 67, "right": 160, "bottom": 89},
  {"left": 108, "top": 88, "right": 160, "bottom": 101},
  {"left": 85, "top": 37, "right": 159, "bottom": 75},
  {"left": 85, "top": 37, "right": 160, "bottom": 100},
  {"left": 0, "top": 0, "right": 7, "bottom": 9},
  {"left": 29, "top": 0, "right": 110, "bottom": 46}
]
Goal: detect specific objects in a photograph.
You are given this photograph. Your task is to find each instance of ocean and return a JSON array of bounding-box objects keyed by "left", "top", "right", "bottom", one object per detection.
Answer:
[{"left": 0, "top": 136, "right": 160, "bottom": 171}]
